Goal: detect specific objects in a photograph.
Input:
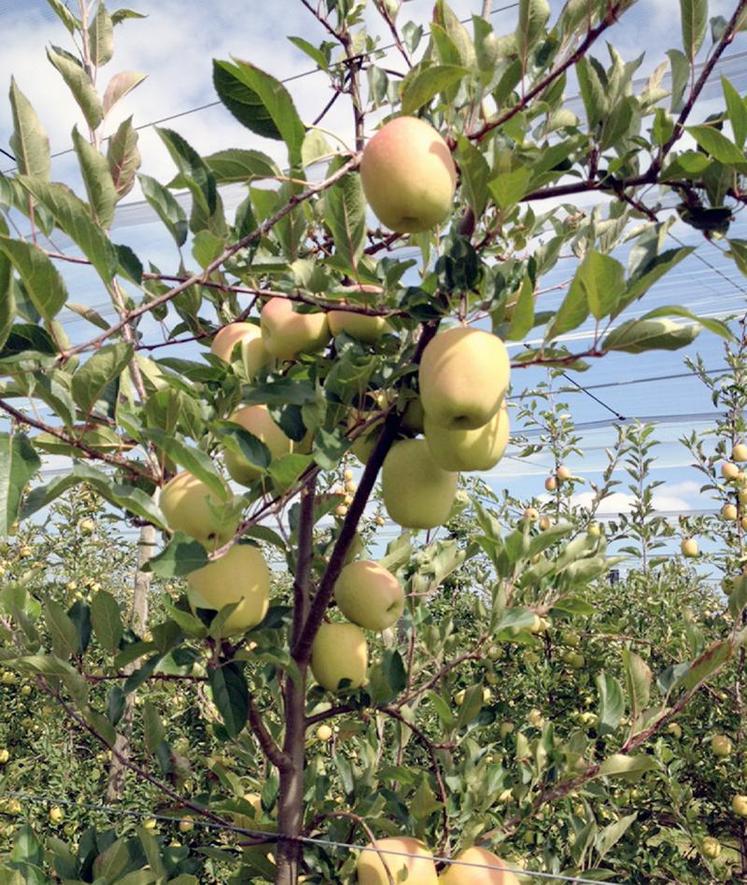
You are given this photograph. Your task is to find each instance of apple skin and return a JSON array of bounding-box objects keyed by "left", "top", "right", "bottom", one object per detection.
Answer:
[
  {"left": 311, "top": 622, "right": 368, "bottom": 692},
  {"left": 425, "top": 404, "right": 509, "bottom": 472},
  {"left": 732, "top": 794, "right": 747, "bottom": 817},
  {"left": 382, "top": 439, "right": 458, "bottom": 529},
  {"left": 722, "top": 503, "right": 738, "bottom": 521},
  {"left": 329, "top": 310, "right": 389, "bottom": 343},
  {"left": 260, "top": 298, "right": 330, "bottom": 360},
  {"left": 160, "top": 471, "right": 237, "bottom": 548},
  {"left": 334, "top": 560, "right": 405, "bottom": 631},
  {"left": 360, "top": 116, "right": 456, "bottom": 234},
  {"left": 211, "top": 322, "right": 267, "bottom": 377},
  {"left": 701, "top": 837, "right": 721, "bottom": 859},
  {"left": 721, "top": 461, "right": 740, "bottom": 481},
  {"left": 439, "top": 846, "right": 519, "bottom": 884},
  {"left": 357, "top": 836, "right": 438, "bottom": 884},
  {"left": 419, "top": 327, "right": 510, "bottom": 430},
  {"left": 350, "top": 421, "right": 383, "bottom": 464},
  {"left": 681, "top": 538, "right": 699, "bottom": 557},
  {"left": 711, "top": 734, "right": 733, "bottom": 757},
  {"left": 402, "top": 398, "right": 425, "bottom": 434},
  {"left": 223, "top": 405, "right": 292, "bottom": 485},
  {"left": 733, "top": 443, "right": 747, "bottom": 462},
  {"left": 187, "top": 543, "right": 270, "bottom": 636}
]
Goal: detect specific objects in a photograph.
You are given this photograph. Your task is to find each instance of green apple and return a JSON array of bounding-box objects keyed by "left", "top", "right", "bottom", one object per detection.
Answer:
[
  {"left": 499, "top": 721, "right": 515, "bottom": 737},
  {"left": 179, "top": 818, "right": 194, "bottom": 833},
  {"left": 424, "top": 404, "right": 509, "bottom": 472},
  {"left": 329, "top": 310, "right": 389, "bottom": 343},
  {"left": 223, "top": 404, "right": 292, "bottom": 485},
  {"left": 711, "top": 734, "right": 733, "bottom": 757},
  {"left": 667, "top": 722, "right": 682, "bottom": 739},
  {"left": 721, "top": 461, "right": 740, "bottom": 480},
  {"left": 334, "top": 560, "right": 404, "bottom": 631},
  {"left": 260, "top": 297, "right": 330, "bottom": 360},
  {"left": 211, "top": 322, "right": 268, "bottom": 377},
  {"left": 356, "top": 836, "right": 438, "bottom": 884},
  {"left": 721, "top": 503, "right": 738, "bottom": 521},
  {"left": 732, "top": 794, "right": 747, "bottom": 817},
  {"left": 187, "top": 543, "right": 270, "bottom": 635},
  {"left": 439, "top": 845, "right": 519, "bottom": 884},
  {"left": 48, "top": 806, "right": 64, "bottom": 824},
  {"left": 382, "top": 439, "right": 458, "bottom": 529},
  {"left": 0, "top": 749, "right": 8, "bottom": 764},
  {"left": 160, "top": 471, "right": 238, "bottom": 548},
  {"left": 402, "top": 398, "right": 425, "bottom": 434},
  {"left": 701, "top": 836, "right": 721, "bottom": 859},
  {"left": 311, "top": 622, "right": 368, "bottom": 692},
  {"left": 419, "top": 327, "right": 510, "bottom": 430},
  {"left": 733, "top": 443, "right": 747, "bottom": 462},
  {"left": 681, "top": 538, "right": 698, "bottom": 557},
  {"left": 359, "top": 116, "right": 456, "bottom": 234}
]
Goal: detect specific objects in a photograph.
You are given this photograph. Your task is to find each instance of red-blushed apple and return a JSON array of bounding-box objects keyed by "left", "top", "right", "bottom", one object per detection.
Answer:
[
  {"left": 223, "top": 404, "right": 292, "bottom": 485},
  {"left": 419, "top": 327, "right": 510, "bottom": 430},
  {"left": 424, "top": 403, "right": 509, "bottom": 471},
  {"left": 356, "top": 836, "right": 438, "bottom": 884},
  {"left": 382, "top": 439, "right": 458, "bottom": 529},
  {"left": 311, "top": 622, "right": 368, "bottom": 692},
  {"left": 334, "top": 560, "right": 404, "bottom": 631},
  {"left": 159, "top": 471, "right": 238, "bottom": 548},
  {"left": 260, "top": 298, "right": 330, "bottom": 360},
  {"left": 187, "top": 543, "right": 270, "bottom": 636},
  {"left": 360, "top": 116, "right": 456, "bottom": 233}
]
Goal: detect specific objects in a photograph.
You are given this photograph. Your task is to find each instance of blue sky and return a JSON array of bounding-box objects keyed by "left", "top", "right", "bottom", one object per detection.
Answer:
[{"left": 1, "top": 0, "right": 746, "bottom": 563}]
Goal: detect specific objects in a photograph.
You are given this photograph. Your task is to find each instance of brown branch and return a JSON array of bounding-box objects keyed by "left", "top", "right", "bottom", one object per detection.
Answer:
[
  {"left": 0, "top": 399, "right": 154, "bottom": 481},
  {"left": 469, "top": 1, "right": 629, "bottom": 142},
  {"left": 83, "top": 671, "right": 206, "bottom": 683},
  {"left": 60, "top": 154, "right": 361, "bottom": 361},
  {"left": 394, "top": 640, "right": 487, "bottom": 709},
  {"left": 248, "top": 695, "right": 290, "bottom": 770},
  {"left": 293, "top": 322, "right": 439, "bottom": 665},
  {"left": 292, "top": 474, "right": 317, "bottom": 646}
]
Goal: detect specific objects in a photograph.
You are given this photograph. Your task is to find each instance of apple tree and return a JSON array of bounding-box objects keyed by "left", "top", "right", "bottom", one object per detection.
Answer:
[{"left": 1, "top": 0, "right": 747, "bottom": 882}]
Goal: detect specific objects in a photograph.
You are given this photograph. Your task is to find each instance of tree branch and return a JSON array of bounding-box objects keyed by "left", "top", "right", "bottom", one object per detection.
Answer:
[{"left": 248, "top": 696, "right": 291, "bottom": 770}]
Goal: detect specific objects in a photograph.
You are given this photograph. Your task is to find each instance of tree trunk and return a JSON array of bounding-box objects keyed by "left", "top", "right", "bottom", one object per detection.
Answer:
[
  {"left": 106, "top": 523, "right": 156, "bottom": 800},
  {"left": 275, "top": 668, "right": 307, "bottom": 884}
]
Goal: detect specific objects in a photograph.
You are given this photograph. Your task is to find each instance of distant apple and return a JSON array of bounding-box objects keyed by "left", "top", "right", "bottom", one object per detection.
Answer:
[
  {"left": 721, "top": 461, "right": 740, "bottom": 481},
  {"left": 701, "top": 836, "right": 721, "bottom": 859},
  {"left": 329, "top": 308, "right": 389, "bottom": 343},
  {"left": 732, "top": 794, "right": 747, "bottom": 817},
  {"left": 711, "top": 734, "right": 733, "bottom": 757},
  {"left": 334, "top": 560, "right": 405, "bottom": 631},
  {"left": 360, "top": 116, "right": 456, "bottom": 233},
  {"left": 681, "top": 538, "right": 699, "bottom": 557},
  {"left": 311, "top": 622, "right": 368, "bottom": 692},
  {"left": 260, "top": 298, "right": 330, "bottom": 360},
  {"left": 544, "top": 476, "right": 557, "bottom": 492},
  {"left": 556, "top": 465, "right": 572, "bottom": 482},
  {"left": 733, "top": 443, "right": 747, "bottom": 462},
  {"left": 316, "top": 724, "right": 333, "bottom": 742},
  {"left": 721, "top": 503, "right": 738, "bottom": 521}
]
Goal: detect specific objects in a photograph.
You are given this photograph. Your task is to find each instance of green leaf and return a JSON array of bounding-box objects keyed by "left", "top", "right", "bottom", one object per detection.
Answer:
[
  {"left": 45, "top": 599, "right": 79, "bottom": 658},
  {"left": 456, "top": 136, "right": 490, "bottom": 216},
  {"left": 680, "top": 0, "right": 708, "bottom": 62},
  {"left": 667, "top": 49, "right": 690, "bottom": 113},
  {"left": 155, "top": 127, "right": 216, "bottom": 217},
  {"left": 0, "top": 249, "right": 13, "bottom": 350},
  {"left": 142, "top": 700, "right": 166, "bottom": 753},
  {"left": 687, "top": 124, "right": 746, "bottom": 166},
  {"left": 546, "top": 276, "right": 588, "bottom": 340},
  {"left": 138, "top": 174, "right": 187, "bottom": 246},
  {"left": 208, "top": 661, "right": 249, "bottom": 739},
  {"left": 489, "top": 167, "right": 532, "bottom": 209},
  {"left": 636, "top": 304, "right": 732, "bottom": 339},
  {"left": 72, "top": 126, "right": 117, "bottom": 227},
  {"left": 596, "top": 671, "right": 625, "bottom": 737},
  {"left": 9, "top": 78, "right": 50, "bottom": 179},
  {"left": 213, "top": 59, "right": 306, "bottom": 165},
  {"left": 598, "top": 753, "right": 658, "bottom": 779},
  {"left": 16, "top": 177, "right": 119, "bottom": 281},
  {"left": 143, "top": 429, "right": 230, "bottom": 500},
  {"left": 622, "top": 647, "right": 651, "bottom": 727},
  {"left": 595, "top": 814, "right": 637, "bottom": 861},
  {"left": 324, "top": 158, "right": 366, "bottom": 273},
  {"left": 401, "top": 63, "right": 468, "bottom": 115},
  {"left": 506, "top": 275, "right": 535, "bottom": 341},
  {"left": 0, "top": 237, "right": 67, "bottom": 321},
  {"left": 602, "top": 318, "right": 699, "bottom": 354},
  {"left": 88, "top": 1, "right": 114, "bottom": 67},
  {"left": 111, "top": 8, "right": 146, "bottom": 25},
  {"left": 516, "top": 0, "right": 550, "bottom": 63},
  {"left": 576, "top": 55, "right": 607, "bottom": 128},
  {"left": 722, "top": 76, "right": 747, "bottom": 149},
  {"left": 680, "top": 639, "right": 732, "bottom": 691},
  {"left": 103, "top": 70, "right": 147, "bottom": 115},
  {"left": 204, "top": 148, "right": 279, "bottom": 183},
  {"left": 71, "top": 342, "right": 134, "bottom": 414},
  {"left": 46, "top": 45, "right": 104, "bottom": 130},
  {"left": 91, "top": 590, "right": 123, "bottom": 653},
  {"left": 46, "top": 0, "right": 80, "bottom": 34},
  {"left": 108, "top": 116, "right": 141, "bottom": 199},
  {"left": 578, "top": 251, "right": 626, "bottom": 320},
  {"left": 146, "top": 533, "right": 209, "bottom": 578}
]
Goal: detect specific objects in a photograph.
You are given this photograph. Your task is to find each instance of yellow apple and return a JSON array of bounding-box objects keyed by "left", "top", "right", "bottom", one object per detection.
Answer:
[
  {"left": 187, "top": 543, "right": 270, "bottom": 635},
  {"left": 539, "top": 516, "right": 551, "bottom": 531},
  {"left": 260, "top": 298, "right": 330, "bottom": 360},
  {"left": 329, "top": 310, "right": 389, "bottom": 343},
  {"left": 223, "top": 404, "right": 292, "bottom": 485},
  {"left": 667, "top": 722, "right": 682, "bottom": 739},
  {"left": 311, "top": 622, "right": 368, "bottom": 692},
  {"left": 0, "top": 749, "right": 8, "bottom": 764},
  {"left": 544, "top": 476, "right": 557, "bottom": 492},
  {"left": 49, "top": 806, "right": 64, "bottom": 824},
  {"left": 721, "top": 503, "right": 738, "bottom": 521},
  {"left": 424, "top": 404, "right": 509, "bottom": 472},
  {"left": 360, "top": 116, "right": 456, "bottom": 234},
  {"left": 381, "top": 439, "right": 458, "bottom": 529},
  {"left": 419, "top": 327, "right": 510, "bottom": 430},
  {"left": 680, "top": 538, "right": 698, "bottom": 557},
  {"left": 523, "top": 507, "right": 538, "bottom": 522},
  {"left": 711, "top": 734, "right": 733, "bottom": 757},
  {"left": 733, "top": 443, "right": 747, "bottom": 462},
  {"left": 160, "top": 471, "right": 238, "bottom": 548},
  {"left": 357, "top": 836, "right": 438, "bottom": 884},
  {"left": 556, "top": 465, "right": 572, "bottom": 482},
  {"left": 701, "top": 836, "right": 721, "bottom": 859},
  {"left": 439, "top": 846, "right": 519, "bottom": 884},
  {"left": 402, "top": 398, "right": 425, "bottom": 434},
  {"left": 211, "top": 322, "right": 268, "bottom": 377},
  {"left": 721, "top": 461, "right": 740, "bottom": 481},
  {"left": 732, "top": 794, "right": 747, "bottom": 817},
  {"left": 334, "top": 560, "right": 405, "bottom": 631},
  {"left": 316, "top": 724, "right": 333, "bottom": 742}
]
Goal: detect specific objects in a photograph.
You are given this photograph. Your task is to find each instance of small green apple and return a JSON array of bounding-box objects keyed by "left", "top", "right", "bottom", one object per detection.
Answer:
[
  {"left": 732, "top": 794, "right": 747, "bottom": 817},
  {"left": 710, "top": 734, "right": 733, "bottom": 757}
]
